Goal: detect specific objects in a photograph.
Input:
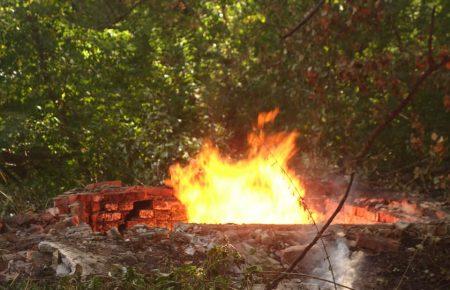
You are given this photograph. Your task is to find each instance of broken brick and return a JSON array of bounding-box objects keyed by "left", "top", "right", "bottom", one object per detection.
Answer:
[
  {"left": 96, "top": 212, "right": 122, "bottom": 222},
  {"left": 139, "top": 210, "right": 154, "bottom": 219},
  {"left": 104, "top": 203, "right": 119, "bottom": 211}
]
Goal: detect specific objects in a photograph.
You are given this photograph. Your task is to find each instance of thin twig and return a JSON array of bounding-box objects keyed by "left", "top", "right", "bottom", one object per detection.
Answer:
[
  {"left": 260, "top": 138, "right": 338, "bottom": 289},
  {"left": 267, "top": 5, "right": 448, "bottom": 290},
  {"left": 261, "top": 271, "right": 356, "bottom": 290},
  {"left": 394, "top": 236, "right": 428, "bottom": 290},
  {"left": 266, "top": 172, "right": 355, "bottom": 290},
  {"left": 283, "top": 0, "right": 325, "bottom": 39}
]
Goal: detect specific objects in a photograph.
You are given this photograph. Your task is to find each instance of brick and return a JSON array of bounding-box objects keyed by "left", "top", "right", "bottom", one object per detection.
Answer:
[
  {"left": 92, "top": 202, "right": 101, "bottom": 212},
  {"left": 118, "top": 202, "right": 134, "bottom": 211},
  {"left": 378, "top": 211, "right": 400, "bottom": 223},
  {"left": 96, "top": 212, "right": 122, "bottom": 222},
  {"left": 153, "top": 200, "right": 179, "bottom": 210},
  {"left": 104, "top": 203, "right": 119, "bottom": 211},
  {"left": 139, "top": 210, "right": 154, "bottom": 219},
  {"left": 154, "top": 210, "right": 171, "bottom": 220},
  {"left": 356, "top": 233, "right": 400, "bottom": 252},
  {"left": 171, "top": 209, "right": 187, "bottom": 221}
]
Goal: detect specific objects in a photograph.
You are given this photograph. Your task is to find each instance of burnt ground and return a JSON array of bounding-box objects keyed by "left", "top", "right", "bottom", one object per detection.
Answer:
[{"left": 0, "top": 208, "right": 449, "bottom": 289}]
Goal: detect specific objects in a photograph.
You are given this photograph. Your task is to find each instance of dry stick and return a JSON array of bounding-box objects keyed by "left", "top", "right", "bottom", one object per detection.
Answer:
[
  {"left": 266, "top": 55, "right": 449, "bottom": 290},
  {"left": 262, "top": 148, "right": 338, "bottom": 290},
  {"left": 394, "top": 236, "right": 429, "bottom": 290},
  {"left": 283, "top": 0, "right": 325, "bottom": 39},
  {"left": 266, "top": 172, "right": 355, "bottom": 290},
  {"left": 261, "top": 271, "right": 356, "bottom": 290}
]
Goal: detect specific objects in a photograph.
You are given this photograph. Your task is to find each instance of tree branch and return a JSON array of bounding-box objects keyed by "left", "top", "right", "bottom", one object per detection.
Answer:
[
  {"left": 265, "top": 172, "right": 355, "bottom": 290},
  {"left": 283, "top": 0, "right": 325, "bottom": 39},
  {"left": 355, "top": 56, "right": 448, "bottom": 166},
  {"left": 261, "top": 271, "right": 356, "bottom": 290},
  {"left": 266, "top": 6, "right": 448, "bottom": 290}
]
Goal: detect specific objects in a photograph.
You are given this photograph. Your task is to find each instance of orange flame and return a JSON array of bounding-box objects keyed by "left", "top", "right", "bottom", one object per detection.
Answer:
[{"left": 167, "top": 109, "right": 312, "bottom": 224}]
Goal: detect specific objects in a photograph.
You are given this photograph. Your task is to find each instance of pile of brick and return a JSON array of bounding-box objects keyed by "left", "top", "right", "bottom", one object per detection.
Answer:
[{"left": 53, "top": 181, "right": 187, "bottom": 232}]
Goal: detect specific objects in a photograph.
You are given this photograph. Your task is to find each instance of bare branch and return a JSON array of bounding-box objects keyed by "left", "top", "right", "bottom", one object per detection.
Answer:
[
  {"left": 266, "top": 172, "right": 356, "bottom": 290},
  {"left": 283, "top": 0, "right": 325, "bottom": 39},
  {"left": 261, "top": 271, "right": 356, "bottom": 290},
  {"left": 354, "top": 56, "right": 449, "bottom": 166}
]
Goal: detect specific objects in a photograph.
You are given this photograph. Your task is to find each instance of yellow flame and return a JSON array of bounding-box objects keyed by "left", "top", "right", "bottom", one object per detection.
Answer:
[{"left": 167, "top": 109, "right": 312, "bottom": 224}]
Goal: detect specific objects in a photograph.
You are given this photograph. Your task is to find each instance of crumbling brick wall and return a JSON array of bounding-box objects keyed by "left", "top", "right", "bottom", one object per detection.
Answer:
[{"left": 53, "top": 181, "right": 187, "bottom": 232}]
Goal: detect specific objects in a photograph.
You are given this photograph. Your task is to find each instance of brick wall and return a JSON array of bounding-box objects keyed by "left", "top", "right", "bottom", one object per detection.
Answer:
[{"left": 54, "top": 181, "right": 187, "bottom": 232}]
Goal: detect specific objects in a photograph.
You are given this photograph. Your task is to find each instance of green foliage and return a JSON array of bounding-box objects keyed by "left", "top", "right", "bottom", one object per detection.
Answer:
[{"left": 0, "top": 0, "right": 449, "bottom": 211}]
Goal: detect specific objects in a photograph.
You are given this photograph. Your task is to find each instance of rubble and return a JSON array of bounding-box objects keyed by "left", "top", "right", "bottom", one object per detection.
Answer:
[
  {"left": 53, "top": 182, "right": 187, "bottom": 232},
  {"left": 0, "top": 181, "right": 448, "bottom": 288}
]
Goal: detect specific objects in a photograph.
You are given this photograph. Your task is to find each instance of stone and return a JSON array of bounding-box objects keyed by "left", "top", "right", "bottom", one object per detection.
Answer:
[
  {"left": 395, "top": 221, "right": 411, "bottom": 231},
  {"left": 38, "top": 241, "right": 108, "bottom": 276},
  {"left": 277, "top": 244, "right": 322, "bottom": 268},
  {"left": 106, "top": 227, "right": 122, "bottom": 240},
  {"left": 46, "top": 207, "right": 60, "bottom": 217},
  {"left": 355, "top": 233, "right": 400, "bottom": 252}
]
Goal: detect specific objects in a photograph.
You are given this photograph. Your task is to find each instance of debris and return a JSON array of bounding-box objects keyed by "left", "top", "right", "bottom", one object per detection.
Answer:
[{"left": 38, "top": 241, "right": 108, "bottom": 277}]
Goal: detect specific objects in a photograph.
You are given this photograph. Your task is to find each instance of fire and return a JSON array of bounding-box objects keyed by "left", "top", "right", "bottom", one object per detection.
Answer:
[{"left": 167, "top": 109, "right": 313, "bottom": 224}]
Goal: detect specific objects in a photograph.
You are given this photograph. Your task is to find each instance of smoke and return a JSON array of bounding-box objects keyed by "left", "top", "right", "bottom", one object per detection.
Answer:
[{"left": 308, "top": 237, "right": 365, "bottom": 289}]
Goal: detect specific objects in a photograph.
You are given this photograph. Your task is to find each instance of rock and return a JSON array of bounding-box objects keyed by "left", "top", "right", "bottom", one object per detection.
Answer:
[
  {"left": 65, "top": 223, "right": 93, "bottom": 238},
  {"left": 9, "top": 212, "right": 37, "bottom": 226},
  {"left": 170, "top": 231, "right": 193, "bottom": 244},
  {"left": 52, "top": 216, "right": 80, "bottom": 231},
  {"left": 26, "top": 250, "right": 51, "bottom": 266},
  {"left": 25, "top": 224, "right": 45, "bottom": 234},
  {"left": 435, "top": 210, "right": 447, "bottom": 219},
  {"left": 2, "top": 253, "right": 25, "bottom": 262},
  {"left": 106, "top": 227, "right": 122, "bottom": 240},
  {"left": 355, "top": 233, "right": 400, "bottom": 252},
  {"left": 7, "top": 260, "right": 32, "bottom": 274},
  {"left": 119, "top": 251, "right": 139, "bottom": 266},
  {"left": 184, "top": 246, "right": 195, "bottom": 256},
  {"left": 38, "top": 241, "right": 108, "bottom": 277},
  {"left": 277, "top": 244, "right": 322, "bottom": 268},
  {"left": 395, "top": 221, "right": 411, "bottom": 231},
  {"left": 46, "top": 207, "right": 60, "bottom": 217}
]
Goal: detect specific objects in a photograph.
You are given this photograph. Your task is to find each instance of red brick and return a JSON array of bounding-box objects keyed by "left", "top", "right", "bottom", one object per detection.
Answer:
[
  {"left": 92, "top": 202, "right": 101, "bottom": 212},
  {"left": 154, "top": 210, "right": 171, "bottom": 220},
  {"left": 171, "top": 209, "right": 187, "bottom": 221},
  {"left": 96, "top": 212, "right": 122, "bottom": 222},
  {"left": 378, "top": 211, "right": 400, "bottom": 223},
  {"left": 104, "top": 203, "right": 119, "bottom": 211},
  {"left": 153, "top": 200, "right": 180, "bottom": 210},
  {"left": 118, "top": 202, "right": 134, "bottom": 211},
  {"left": 139, "top": 210, "right": 154, "bottom": 219}
]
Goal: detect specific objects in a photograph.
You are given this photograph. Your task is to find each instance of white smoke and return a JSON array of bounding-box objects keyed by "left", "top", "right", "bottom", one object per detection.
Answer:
[{"left": 307, "top": 237, "right": 365, "bottom": 289}]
